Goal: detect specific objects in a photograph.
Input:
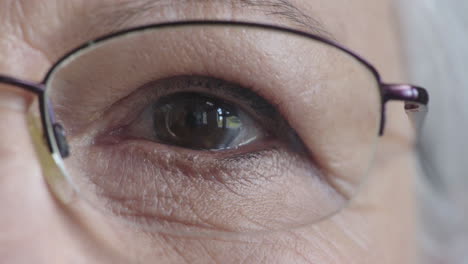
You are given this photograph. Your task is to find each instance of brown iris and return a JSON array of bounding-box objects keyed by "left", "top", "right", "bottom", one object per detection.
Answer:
[{"left": 152, "top": 92, "right": 243, "bottom": 150}]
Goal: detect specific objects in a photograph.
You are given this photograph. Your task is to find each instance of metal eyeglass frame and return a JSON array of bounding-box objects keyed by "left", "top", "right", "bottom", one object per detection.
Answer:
[{"left": 0, "top": 20, "right": 429, "bottom": 164}]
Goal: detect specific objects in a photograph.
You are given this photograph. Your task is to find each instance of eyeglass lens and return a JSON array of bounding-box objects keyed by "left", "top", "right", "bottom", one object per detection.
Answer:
[{"left": 43, "top": 24, "right": 381, "bottom": 234}]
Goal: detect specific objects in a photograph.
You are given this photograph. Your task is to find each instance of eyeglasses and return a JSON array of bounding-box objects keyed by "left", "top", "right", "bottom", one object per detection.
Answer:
[{"left": 0, "top": 21, "right": 428, "bottom": 235}]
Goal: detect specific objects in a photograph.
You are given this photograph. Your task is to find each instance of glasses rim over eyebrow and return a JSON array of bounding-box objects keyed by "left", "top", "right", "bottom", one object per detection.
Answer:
[{"left": 0, "top": 19, "right": 429, "bottom": 160}]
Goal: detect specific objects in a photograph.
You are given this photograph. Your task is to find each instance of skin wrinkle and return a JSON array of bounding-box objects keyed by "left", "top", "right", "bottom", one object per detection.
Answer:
[
  {"left": 264, "top": 236, "right": 317, "bottom": 263},
  {"left": 101, "top": 151, "right": 231, "bottom": 231},
  {"left": 166, "top": 175, "right": 221, "bottom": 231},
  {"left": 0, "top": 0, "right": 417, "bottom": 263},
  {"left": 88, "top": 109, "right": 330, "bottom": 214},
  {"left": 51, "top": 21, "right": 374, "bottom": 207},
  {"left": 240, "top": 0, "right": 332, "bottom": 38},
  {"left": 332, "top": 216, "right": 369, "bottom": 250},
  {"left": 308, "top": 229, "right": 350, "bottom": 263},
  {"left": 93, "top": 0, "right": 332, "bottom": 39},
  {"left": 158, "top": 225, "right": 345, "bottom": 263},
  {"left": 238, "top": 243, "right": 268, "bottom": 264},
  {"left": 0, "top": 35, "right": 49, "bottom": 82},
  {"left": 59, "top": 27, "right": 354, "bottom": 214},
  {"left": 198, "top": 241, "right": 220, "bottom": 263},
  {"left": 162, "top": 236, "right": 192, "bottom": 264},
  {"left": 96, "top": 140, "right": 322, "bottom": 231},
  {"left": 160, "top": 232, "right": 315, "bottom": 264},
  {"left": 1, "top": 1, "right": 53, "bottom": 78},
  {"left": 11, "top": 2, "right": 50, "bottom": 69}
]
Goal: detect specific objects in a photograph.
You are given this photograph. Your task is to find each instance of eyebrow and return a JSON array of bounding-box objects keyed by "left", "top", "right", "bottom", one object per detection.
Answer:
[{"left": 93, "top": 0, "right": 333, "bottom": 39}]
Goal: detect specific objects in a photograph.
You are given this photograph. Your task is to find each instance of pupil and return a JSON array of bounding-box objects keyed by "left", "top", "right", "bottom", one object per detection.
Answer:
[{"left": 153, "top": 92, "right": 242, "bottom": 150}]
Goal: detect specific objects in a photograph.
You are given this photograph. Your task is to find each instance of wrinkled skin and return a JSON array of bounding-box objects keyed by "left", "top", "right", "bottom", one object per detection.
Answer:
[{"left": 0, "top": 0, "right": 417, "bottom": 263}]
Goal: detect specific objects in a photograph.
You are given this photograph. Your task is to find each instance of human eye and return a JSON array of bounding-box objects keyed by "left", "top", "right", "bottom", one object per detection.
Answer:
[
  {"left": 45, "top": 23, "right": 381, "bottom": 234},
  {"left": 117, "top": 77, "right": 274, "bottom": 152}
]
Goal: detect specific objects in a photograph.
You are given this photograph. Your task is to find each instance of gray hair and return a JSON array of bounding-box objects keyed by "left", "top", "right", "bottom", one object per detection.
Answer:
[{"left": 398, "top": 0, "right": 468, "bottom": 263}]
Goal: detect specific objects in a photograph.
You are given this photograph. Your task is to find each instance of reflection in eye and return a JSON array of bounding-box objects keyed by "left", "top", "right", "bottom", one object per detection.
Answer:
[
  {"left": 151, "top": 92, "right": 263, "bottom": 150},
  {"left": 120, "top": 77, "right": 278, "bottom": 153}
]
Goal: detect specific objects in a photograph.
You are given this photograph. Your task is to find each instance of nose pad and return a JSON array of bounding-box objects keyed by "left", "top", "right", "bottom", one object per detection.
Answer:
[{"left": 52, "top": 123, "right": 70, "bottom": 158}]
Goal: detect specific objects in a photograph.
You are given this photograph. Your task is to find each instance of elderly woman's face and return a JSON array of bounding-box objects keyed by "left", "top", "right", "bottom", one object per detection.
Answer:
[{"left": 0, "top": 0, "right": 417, "bottom": 263}]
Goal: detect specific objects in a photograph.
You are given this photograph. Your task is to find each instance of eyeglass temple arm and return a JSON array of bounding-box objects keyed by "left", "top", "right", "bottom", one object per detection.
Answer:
[
  {"left": 381, "top": 83, "right": 429, "bottom": 134},
  {"left": 0, "top": 74, "right": 45, "bottom": 94}
]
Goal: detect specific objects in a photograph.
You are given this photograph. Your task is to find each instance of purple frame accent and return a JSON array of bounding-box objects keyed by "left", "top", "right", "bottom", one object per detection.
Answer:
[
  {"left": 382, "top": 84, "right": 429, "bottom": 106},
  {"left": 379, "top": 83, "right": 429, "bottom": 134},
  {"left": 0, "top": 20, "right": 429, "bottom": 158}
]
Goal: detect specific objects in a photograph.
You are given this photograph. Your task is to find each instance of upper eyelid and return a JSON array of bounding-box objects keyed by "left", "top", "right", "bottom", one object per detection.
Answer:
[
  {"left": 180, "top": 77, "right": 279, "bottom": 118},
  {"left": 115, "top": 75, "right": 283, "bottom": 127},
  {"left": 90, "top": 76, "right": 272, "bottom": 126}
]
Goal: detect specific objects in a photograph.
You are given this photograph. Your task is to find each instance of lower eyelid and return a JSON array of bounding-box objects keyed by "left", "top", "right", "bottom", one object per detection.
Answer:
[
  {"left": 94, "top": 131, "right": 280, "bottom": 163},
  {"left": 97, "top": 136, "right": 325, "bottom": 199},
  {"left": 82, "top": 139, "right": 295, "bottom": 204}
]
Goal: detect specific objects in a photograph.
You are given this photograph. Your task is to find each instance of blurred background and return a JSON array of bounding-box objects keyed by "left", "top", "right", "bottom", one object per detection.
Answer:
[{"left": 398, "top": 0, "right": 468, "bottom": 263}]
